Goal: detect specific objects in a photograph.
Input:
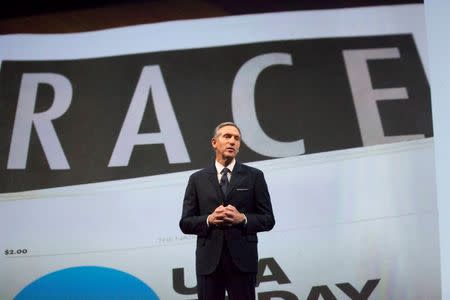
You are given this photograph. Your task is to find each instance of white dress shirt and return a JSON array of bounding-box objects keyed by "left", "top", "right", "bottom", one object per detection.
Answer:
[
  {"left": 215, "top": 159, "right": 236, "bottom": 183},
  {"left": 207, "top": 159, "right": 247, "bottom": 226}
]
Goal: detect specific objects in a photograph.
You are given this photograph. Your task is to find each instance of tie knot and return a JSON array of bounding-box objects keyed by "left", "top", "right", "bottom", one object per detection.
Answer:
[{"left": 221, "top": 168, "right": 230, "bottom": 175}]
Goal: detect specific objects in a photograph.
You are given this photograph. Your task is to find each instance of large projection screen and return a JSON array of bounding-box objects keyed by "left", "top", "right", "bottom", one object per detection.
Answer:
[
  {"left": 425, "top": 0, "right": 450, "bottom": 299},
  {"left": 0, "top": 4, "right": 440, "bottom": 299}
]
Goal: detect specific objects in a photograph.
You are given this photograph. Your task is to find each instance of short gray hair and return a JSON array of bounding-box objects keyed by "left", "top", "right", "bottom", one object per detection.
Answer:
[{"left": 212, "top": 122, "right": 241, "bottom": 138}]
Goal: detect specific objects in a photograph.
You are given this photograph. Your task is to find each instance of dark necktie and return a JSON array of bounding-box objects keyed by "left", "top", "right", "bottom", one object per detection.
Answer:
[{"left": 220, "top": 167, "right": 230, "bottom": 197}]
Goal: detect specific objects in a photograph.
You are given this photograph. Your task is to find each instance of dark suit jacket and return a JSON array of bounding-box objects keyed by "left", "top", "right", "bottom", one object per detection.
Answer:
[{"left": 179, "top": 162, "right": 275, "bottom": 275}]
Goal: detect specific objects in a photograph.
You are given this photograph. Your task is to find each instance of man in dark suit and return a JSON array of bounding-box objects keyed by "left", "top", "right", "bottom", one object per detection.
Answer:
[{"left": 179, "top": 122, "right": 275, "bottom": 300}]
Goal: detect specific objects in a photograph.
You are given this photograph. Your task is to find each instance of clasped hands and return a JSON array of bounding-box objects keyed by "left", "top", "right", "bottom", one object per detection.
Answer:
[{"left": 207, "top": 205, "right": 245, "bottom": 227}]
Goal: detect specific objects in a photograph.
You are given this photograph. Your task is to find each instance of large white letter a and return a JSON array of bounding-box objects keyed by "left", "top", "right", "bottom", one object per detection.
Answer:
[{"left": 109, "top": 65, "right": 190, "bottom": 167}]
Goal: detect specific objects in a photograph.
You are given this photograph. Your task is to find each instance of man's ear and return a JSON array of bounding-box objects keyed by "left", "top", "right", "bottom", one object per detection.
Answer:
[{"left": 211, "top": 138, "right": 216, "bottom": 148}]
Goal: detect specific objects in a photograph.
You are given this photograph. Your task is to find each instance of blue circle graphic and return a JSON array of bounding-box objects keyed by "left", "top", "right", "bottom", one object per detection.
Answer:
[{"left": 15, "top": 266, "right": 159, "bottom": 300}]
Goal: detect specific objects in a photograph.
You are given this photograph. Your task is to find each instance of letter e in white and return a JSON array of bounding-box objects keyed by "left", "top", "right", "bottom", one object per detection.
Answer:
[{"left": 343, "top": 48, "right": 424, "bottom": 146}]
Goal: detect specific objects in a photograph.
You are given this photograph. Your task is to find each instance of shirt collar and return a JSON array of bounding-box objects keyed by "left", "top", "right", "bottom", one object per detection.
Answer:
[{"left": 215, "top": 159, "right": 236, "bottom": 174}]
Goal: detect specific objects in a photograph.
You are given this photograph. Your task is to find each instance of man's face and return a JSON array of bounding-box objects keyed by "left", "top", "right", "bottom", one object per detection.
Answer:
[{"left": 212, "top": 125, "right": 241, "bottom": 163}]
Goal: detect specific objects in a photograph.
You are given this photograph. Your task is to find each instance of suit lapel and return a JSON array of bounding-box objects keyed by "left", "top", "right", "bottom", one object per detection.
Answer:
[
  {"left": 227, "top": 162, "right": 245, "bottom": 198},
  {"left": 205, "top": 165, "right": 223, "bottom": 205}
]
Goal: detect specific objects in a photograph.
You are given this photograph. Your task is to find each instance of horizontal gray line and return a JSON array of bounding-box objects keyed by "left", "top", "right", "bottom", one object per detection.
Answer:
[
  {"left": 4, "top": 241, "right": 194, "bottom": 259},
  {"left": 4, "top": 210, "right": 435, "bottom": 259},
  {"left": 271, "top": 210, "right": 437, "bottom": 234}
]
